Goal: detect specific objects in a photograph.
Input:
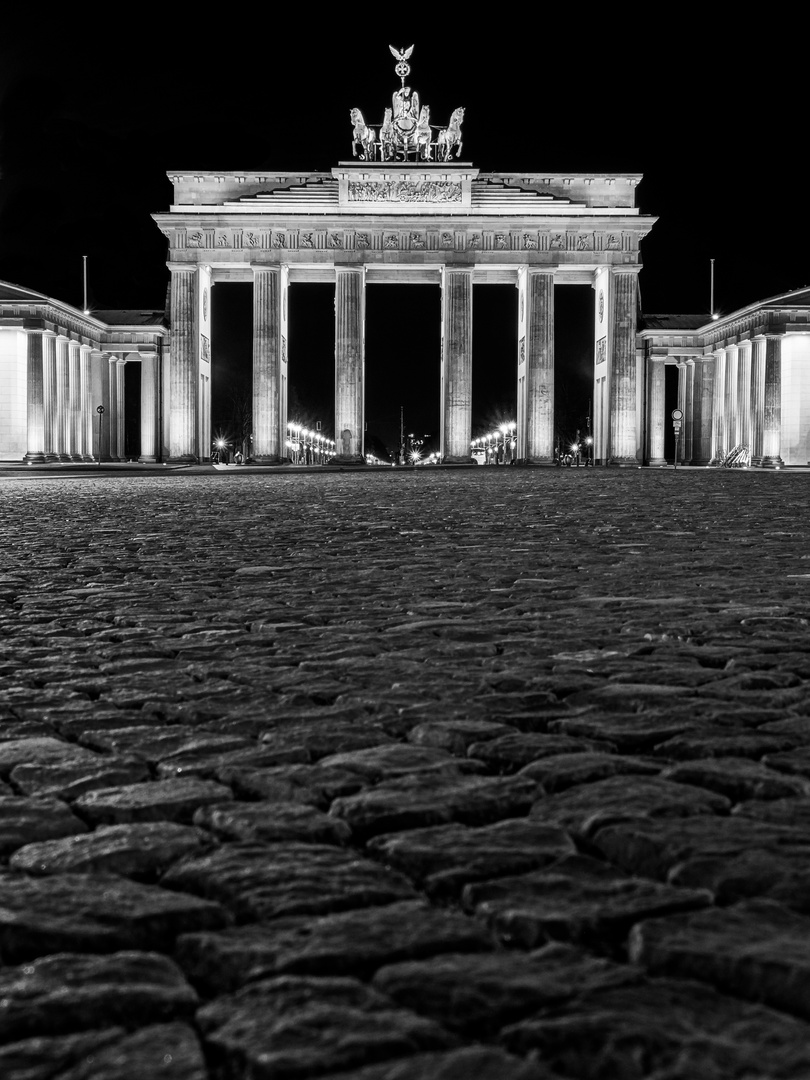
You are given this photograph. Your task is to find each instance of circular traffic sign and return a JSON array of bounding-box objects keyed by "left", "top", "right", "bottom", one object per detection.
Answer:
[{"left": 671, "top": 409, "right": 683, "bottom": 421}]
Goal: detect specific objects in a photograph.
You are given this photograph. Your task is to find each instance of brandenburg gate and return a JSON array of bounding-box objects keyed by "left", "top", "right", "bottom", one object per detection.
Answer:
[{"left": 153, "top": 48, "right": 655, "bottom": 465}]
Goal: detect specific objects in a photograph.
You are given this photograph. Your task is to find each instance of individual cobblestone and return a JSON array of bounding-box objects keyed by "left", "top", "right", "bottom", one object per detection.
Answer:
[
  {"left": 195, "top": 974, "right": 457, "bottom": 1079},
  {"left": 10, "top": 821, "right": 211, "bottom": 879},
  {"left": 0, "top": 871, "right": 227, "bottom": 960},
  {"left": 175, "top": 898, "right": 492, "bottom": 990},
  {"left": 366, "top": 819, "right": 575, "bottom": 900},
  {"left": 0, "top": 796, "right": 88, "bottom": 856},
  {"left": 0, "top": 1023, "right": 209, "bottom": 1080},
  {"left": 2, "top": 466, "right": 810, "bottom": 1076},
  {"left": 0, "top": 951, "right": 198, "bottom": 1042}
]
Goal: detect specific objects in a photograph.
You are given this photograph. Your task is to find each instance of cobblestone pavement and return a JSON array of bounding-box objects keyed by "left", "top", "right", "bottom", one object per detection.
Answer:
[{"left": 1, "top": 465, "right": 810, "bottom": 1079}]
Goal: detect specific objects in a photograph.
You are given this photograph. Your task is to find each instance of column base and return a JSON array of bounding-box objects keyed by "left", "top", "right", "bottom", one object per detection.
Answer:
[
  {"left": 608, "top": 457, "right": 640, "bottom": 467},
  {"left": 515, "top": 458, "right": 555, "bottom": 467},
  {"left": 332, "top": 455, "right": 366, "bottom": 466},
  {"left": 250, "top": 455, "right": 288, "bottom": 465},
  {"left": 139, "top": 455, "right": 158, "bottom": 463},
  {"left": 753, "top": 455, "right": 785, "bottom": 469},
  {"left": 166, "top": 455, "right": 199, "bottom": 465},
  {"left": 23, "top": 452, "right": 49, "bottom": 464},
  {"left": 648, "top": 457, "right": 667, "bottom": 467}
]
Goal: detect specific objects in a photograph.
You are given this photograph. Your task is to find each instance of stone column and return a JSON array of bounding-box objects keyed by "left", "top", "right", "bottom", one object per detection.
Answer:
[
  {"left": 749, "top": 337, "right": 765, "bottom": 464},
  {"left": 168, "top": 266, "right": 199, "bottom": 463},
  {"left": 42, "top": 332, "right": 57, "bottom": 460},
  {"left": 691, "top": 359, "right": 710, "bottom": 466},
  {"left": 139, "top": 352, "right": 159, "bottom": 462},
  {"left": 92, "top": 353, "right": 112, "bottom": 462},
  {"left": 647, "top": 358, "right": 666, "bottom": 465},
  {"left": 107, "top": 356, "right": 119, "bottom": 461},
  {"left": 116, "top": 360, "right": 126, "bottom": 461},
  {"left": 523, "top": 269, "right": 554, "bottom": 464},
  {"left": 683, "top": 360, "right": 695, "bottom": 464},
  {"left": 54, "top": 337, "right": 70, "bottom": 461},
  {"left": 709, "top": 350, "right": 725, "bottom": 464},
  {"left": 252, "top": 267, "right": 285, "bottom": 463},
  {"left": 736, "top": 343, "right": 751, "bottom": 453},
  {"left": 80, "top": 346, "right": 93, "bottom": 460},
  {"left": 23, "top": 331, "right": 47, "bottom": 463},
  {"left": 441, "top": 268, "right": 473, "bottom": 463},
  {"left": 759, "top": 335, "right": 784, "bottom": 468},
  {"left": 674, "top": 362, "right": 687, "bottom": 464},
  {"left": 334, "top": 267, "right": 365, "bottom": 464},
  {"left": 609, "top": 270, "right": 640, "bottom": 464},
  {"left": 68, "top": 342, "right": 82, "bottom": 460},
  {"left": 724, "top": 346, "right": 738, "bottom": 452}
]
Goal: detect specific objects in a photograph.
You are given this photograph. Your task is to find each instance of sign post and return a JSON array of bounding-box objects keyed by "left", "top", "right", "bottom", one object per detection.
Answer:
[
  {"left": 671, "top": 409, "right": 683, "bottom": 470},
  {"left": 96, "top": 406, "right": 105, "bottom": 468}
]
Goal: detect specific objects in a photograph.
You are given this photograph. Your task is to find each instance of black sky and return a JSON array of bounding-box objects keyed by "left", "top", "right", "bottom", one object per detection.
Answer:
[{"left": 1, "top": 17, "right": 805, "bottom": 451}]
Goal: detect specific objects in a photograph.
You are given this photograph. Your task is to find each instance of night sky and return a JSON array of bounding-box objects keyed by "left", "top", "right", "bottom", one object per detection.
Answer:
[{"left": 1, "top": 19, "right": 804, "bottom": 455}]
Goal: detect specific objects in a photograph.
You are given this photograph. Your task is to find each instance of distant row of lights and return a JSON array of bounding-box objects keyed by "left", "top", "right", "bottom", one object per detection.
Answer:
[{"left": 287, "top": 422, "right": 335, "bottom": 464}]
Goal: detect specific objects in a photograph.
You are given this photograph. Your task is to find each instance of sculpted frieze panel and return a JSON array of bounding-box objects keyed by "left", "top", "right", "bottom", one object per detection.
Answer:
[
  {"left": 522, "top": 233, "right": 538, "bottom": 250},
  {"left": 347, "top": 180, "right": 462, "bottom": 203},
  {"left": 596, "top": 336, "right": 607, "bottom": 365},
  {"left": 549, "top": 233, "right": 565, "bottom": 250}
]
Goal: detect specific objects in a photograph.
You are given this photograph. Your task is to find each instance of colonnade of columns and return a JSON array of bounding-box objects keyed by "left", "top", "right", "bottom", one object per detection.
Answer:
[
  {"left": 172, "top": 263, "right": 641, "bottom": 467},
  {"left": 647, "top": 336, "right": 783, "bottom": 467},
  {"left": 24, "top": 330, "right": 161, "bottom": 464}
]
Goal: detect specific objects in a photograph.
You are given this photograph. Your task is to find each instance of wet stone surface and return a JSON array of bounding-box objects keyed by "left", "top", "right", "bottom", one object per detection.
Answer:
[{"left": 2, "top": 467, "right": 810, "bottom": 1077}]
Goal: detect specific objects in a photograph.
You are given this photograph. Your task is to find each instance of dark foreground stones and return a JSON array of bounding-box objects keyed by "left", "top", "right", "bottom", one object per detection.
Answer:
[
  {"left": 196, "top": 975, "right": 458, "bottom": 1079},
  {"left": 628, "top": 898, "right": 810, "bottom": 1019},
  {"left": 175, "top": 899, "right": 492, "bottom": 992},
  {"left": 0, "top": 1023, "right": 208, "bottom": 1080},
  {"left": 2, "top": 468, "right": 810, "bottom": 1078},
  {"left": 0, "top": 871, "right": 226, "bottom": 960},
  {"left": 372, "top": 943, "right": 639, "bottom": 1038},
  {"left": 0, "top": 951, "right": 198, "bottom": 1043},
  {"left": 160, "top": 842, "right": 417, "bottom": 921},
  {"left": 501, "top": 977, "right": 810, "bottom": 1079}
]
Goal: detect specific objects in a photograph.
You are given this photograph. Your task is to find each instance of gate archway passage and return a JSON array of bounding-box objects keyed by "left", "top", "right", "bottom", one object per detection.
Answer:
[{"left": 154, "top": 166, "right": 655, "bottom": 465}]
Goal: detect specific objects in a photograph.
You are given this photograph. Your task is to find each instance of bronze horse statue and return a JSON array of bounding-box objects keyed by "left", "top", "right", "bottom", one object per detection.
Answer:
[
  {"left": 437, "top": 107, "right": 464, "bottom": 161},
  {"left": 350, "top": 109, "right": 377, "bottom": 160}
]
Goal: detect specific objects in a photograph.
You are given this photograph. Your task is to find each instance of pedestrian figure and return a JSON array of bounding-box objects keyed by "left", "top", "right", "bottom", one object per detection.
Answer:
[{"left": 234, "top": 450, "right": 243, "bottom": 465}]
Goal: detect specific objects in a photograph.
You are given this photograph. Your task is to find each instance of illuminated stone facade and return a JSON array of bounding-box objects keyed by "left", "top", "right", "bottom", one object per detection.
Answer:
[
  {"left": 153, "top": 166, "right": 654, "bottom": 464},
  {"left": 0, "top": 281, "right": 167, "bottom": 462},
  {"left": 640, "top": 288, "right": 810, "bottom": 467}
]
